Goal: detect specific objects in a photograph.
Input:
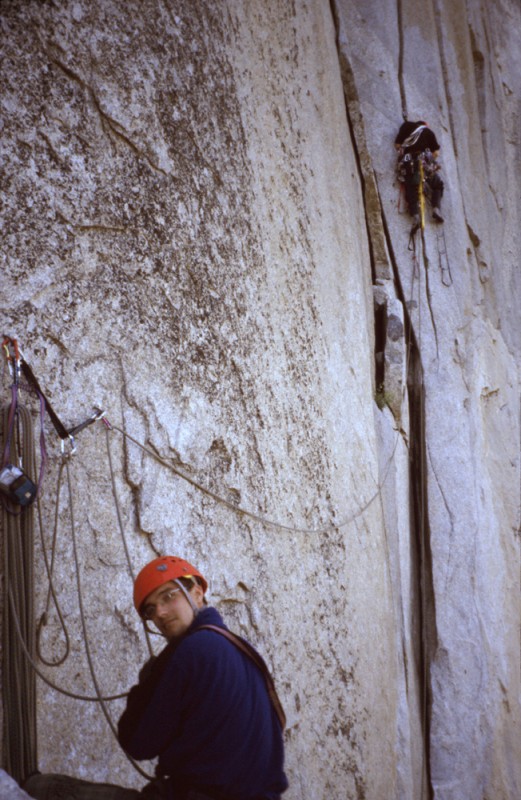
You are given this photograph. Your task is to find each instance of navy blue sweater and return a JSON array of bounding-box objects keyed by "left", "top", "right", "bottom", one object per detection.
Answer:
[{"left": 118, "top": 607, "right": 287, "bottom": 800}]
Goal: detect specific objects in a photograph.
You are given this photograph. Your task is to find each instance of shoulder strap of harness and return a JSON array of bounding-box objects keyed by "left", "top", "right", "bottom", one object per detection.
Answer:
[{"left": 196, "top": 624, "right": 287, "bottom": 731}]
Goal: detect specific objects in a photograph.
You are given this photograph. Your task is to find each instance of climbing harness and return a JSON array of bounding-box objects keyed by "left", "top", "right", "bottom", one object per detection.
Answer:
[
  {"left": 397, "top": 149, "right": 440, "bottom": 222},
  {"left": 398, "top": 150, "right": 452, "bottom": 291}
]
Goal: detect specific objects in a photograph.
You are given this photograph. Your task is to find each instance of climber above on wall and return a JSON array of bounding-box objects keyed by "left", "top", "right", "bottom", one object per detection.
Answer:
[
  {"left": 395, "top": 120, "right": 444, "bottom": 226},
  {"left": 24, "top": 555, "right": 287, "bottom": 800}
]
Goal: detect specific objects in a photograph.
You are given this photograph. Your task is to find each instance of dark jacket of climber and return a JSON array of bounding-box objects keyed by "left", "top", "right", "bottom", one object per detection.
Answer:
[
  {"left": 118, "top": 556, "right": 288, "bottom": 800},
  {"left": 395, "top": 120, "right": 445, "bottom": 224}
]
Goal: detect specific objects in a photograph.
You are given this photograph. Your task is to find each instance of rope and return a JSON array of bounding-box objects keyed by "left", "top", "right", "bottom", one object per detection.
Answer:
[
  {"left": 387, "top": 185, "right": 431, "bottom": 798},
  {"left": 7, "top": 428, "right": 158, "bottom": 706},
  {"left": 419, "top": 158, "right": 425, "bottom": 230},
  {"left": 2, "top": 404, "right": 38, "bottom": 784},
  {"left": 6, "top": 586, "right": 129, "bottom": 702},
  {"left": 65, "top": 456, "right": 154, "bottom": 780},
  {"left": 31, "top": 457, "right": 132, "bottom": 701},
  {"left": 109, "top": 423, "right": 393, "bottom": 536},
  {"left": 5, "top": 452, "right": 152, "bottom": 779},
  {"left": 408, "top": 225, "right": 432, "bottom": 799},
  {"left": 36, "top": 458, "right": 70, "bottom": 666},
  {"left": 104, "top": 426, "right": 154, "bottom": 657}
]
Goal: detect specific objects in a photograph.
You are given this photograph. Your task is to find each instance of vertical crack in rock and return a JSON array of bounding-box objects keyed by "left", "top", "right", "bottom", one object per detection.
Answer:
[
  {"left": 419, "top": 237, "right": 440, "bottom": 358},
  {"left": 467, "top": 223, "right": 490, "bottom": 285},
  {"left": 432, "top": 0, "right": 459, "bottom": 159},
  {"left": 396, "top": 0, "right": 407, "bottom": 120},
  {"left": 406, "top": 353, "right": 437, "bottom": 800},
  {"left": 469, "top": 26, "right": 488, "bottom": 174},
  {"left": 426, "top": 444, "right": 457, "bottom": 596},
  {"left": 373, "top": 292, "right": 387, "bottom": 393},
  {"left": 330, "top": 5, "right": 438, "bottom": 792},
  {"left": 330, "top": 35, "right": 391, "bottom": 286},
  {"left": 432, "top": 0, "right": 495, "bottom": 295},
  {"left": 382, "top": 199, "right": 438, "bottom": 800}
]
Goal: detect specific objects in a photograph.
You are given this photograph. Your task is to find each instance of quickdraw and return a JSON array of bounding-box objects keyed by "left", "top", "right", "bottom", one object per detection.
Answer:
[
  {"left": 1, "top": 337, "right": 107, "bottom": 508},
  {"left": 1, "top": 338, "right": 44, "bottom": 510}
]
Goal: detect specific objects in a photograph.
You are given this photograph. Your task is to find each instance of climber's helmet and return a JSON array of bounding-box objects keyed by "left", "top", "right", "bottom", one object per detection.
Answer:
[{"left": 133, "top": 555, "right": 208, "bottom": 628}]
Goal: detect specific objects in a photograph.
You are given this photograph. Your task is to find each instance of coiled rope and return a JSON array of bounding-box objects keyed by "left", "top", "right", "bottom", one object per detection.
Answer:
[{"left": 2, "top": 404, "right": 38, "bottom": 785}]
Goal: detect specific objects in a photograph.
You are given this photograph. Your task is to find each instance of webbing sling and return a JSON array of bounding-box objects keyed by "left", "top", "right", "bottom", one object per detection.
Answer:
[
  {"left": 19, "top": 358, "right": 70, "bottom": 440},
  {"left": 196, "top": 624, "right": 286, "bottom": 731},
  {"left": 4, "top": 337, "right": 101, "bottom": 444}
]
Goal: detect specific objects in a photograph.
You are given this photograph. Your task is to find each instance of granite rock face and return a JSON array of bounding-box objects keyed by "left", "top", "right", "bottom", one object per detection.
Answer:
[{"left": 1, "top": 1, "right": 519, "bottom": 799}]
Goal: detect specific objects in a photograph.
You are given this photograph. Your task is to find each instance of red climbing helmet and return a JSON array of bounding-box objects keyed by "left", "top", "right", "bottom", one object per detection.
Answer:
[{"left": 133, "top": 555, "right": 208, "bottom": 616}]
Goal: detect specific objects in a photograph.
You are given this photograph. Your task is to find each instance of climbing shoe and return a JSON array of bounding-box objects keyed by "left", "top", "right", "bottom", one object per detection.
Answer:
[{"left": 432, "top": 208, "right": 444, "bottom": 223}]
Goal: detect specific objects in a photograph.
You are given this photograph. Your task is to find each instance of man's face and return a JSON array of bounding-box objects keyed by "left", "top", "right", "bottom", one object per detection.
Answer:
[{"left": 142, "top": 580, "right": 204, "bottom": 641}]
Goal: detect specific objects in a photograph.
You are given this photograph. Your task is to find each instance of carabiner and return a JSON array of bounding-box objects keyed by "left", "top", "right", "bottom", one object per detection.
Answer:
[
  {"left": 60, "top": 434, "right": 77, "bottom": 457},
  {"left": 2, "top": 337, "right": 21, "bottom": 382}
]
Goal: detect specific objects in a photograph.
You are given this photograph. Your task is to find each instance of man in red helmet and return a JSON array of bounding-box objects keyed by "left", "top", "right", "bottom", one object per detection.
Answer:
[
  {"left": 24, "top": 556, "right": 287, "bottom": 800},
  {"left": 117, "top": 556, "right": 288, "bottom": 800},
  {"left": 130, "top": 556, "right": 209, "bottom": 643}
]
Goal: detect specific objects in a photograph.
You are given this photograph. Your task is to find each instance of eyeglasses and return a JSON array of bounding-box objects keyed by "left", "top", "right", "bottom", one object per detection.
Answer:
[{"left": 142, "top": 587, "right": 182, "bottom": 621}]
